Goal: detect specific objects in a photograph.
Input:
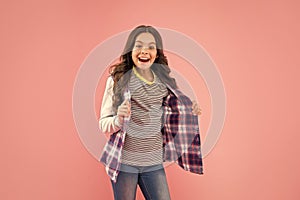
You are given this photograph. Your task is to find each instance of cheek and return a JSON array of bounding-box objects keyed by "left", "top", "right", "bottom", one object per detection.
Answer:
[
  {"left": 131, "top": 51, "right": 137, "bottom": 59},
  {"left": 131, "top": 52, "right": 137, "bottom": 59},
  {"left": 150, "top": 50, "right": 157, "bottom": 58},
  {"left": 152, "top": 52, "right": 157, "bottom": 60},
  {"left": 131, "top": 52, "right": 138, "bottom": 65}
]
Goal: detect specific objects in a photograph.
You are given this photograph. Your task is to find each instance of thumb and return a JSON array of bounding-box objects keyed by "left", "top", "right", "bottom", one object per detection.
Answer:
[{"left": 122, "top": 99, "right": 129, "bottom": 106}]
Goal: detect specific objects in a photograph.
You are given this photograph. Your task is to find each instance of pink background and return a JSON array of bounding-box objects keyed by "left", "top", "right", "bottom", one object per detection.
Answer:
[{"left": 1, "top": 0, "right": 299, "bottom": 199}]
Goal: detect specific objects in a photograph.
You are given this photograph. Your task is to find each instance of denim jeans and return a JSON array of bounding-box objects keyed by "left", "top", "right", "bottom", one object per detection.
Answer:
[{"left": 110, "top": 163, "right": 171, "bottom": 200}]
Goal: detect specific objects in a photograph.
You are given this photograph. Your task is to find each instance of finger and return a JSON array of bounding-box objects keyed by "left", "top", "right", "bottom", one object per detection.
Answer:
[
  {"left": 192, "top": 104, "right": 196, "bottom": 110},
  {"left": 192, "top": 101, "right": 196, "bottom": 107},
  {"left": 119, "top": 111, "right": 130, "bottom": 117},
  {"left": 121, "top": 100, "right": 129, "bottom": 106},
  {"left": 192, "top": 100, "right": 198, "bottom": 108},
  {"left": 119, "top": 107, "right": 129, "bottom": 114},
  {"left": 122, "top": 100, "right": 131, "bottom": 111},
  {"left": 197, "top": 109, "right": 202, "bottom": 115},
  {"left": 118, "top": 104, "right": 131, "bottom": 116},
  {"left": 194, "top": 104, "right": 198, "bottom": 110}
]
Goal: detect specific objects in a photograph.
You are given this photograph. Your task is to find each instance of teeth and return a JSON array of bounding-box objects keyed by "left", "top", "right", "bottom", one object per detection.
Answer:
[
  {"left": 139, "top": 57, "right": 149, "bottom": 60},
  {"left": 138, "top": 57, "right": 150, "bottom": 63}
]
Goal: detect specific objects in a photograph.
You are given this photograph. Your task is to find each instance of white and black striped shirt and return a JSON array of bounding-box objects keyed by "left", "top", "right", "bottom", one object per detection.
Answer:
[{"left": 121, "top": 69, "right": 169, "bottom": 166}]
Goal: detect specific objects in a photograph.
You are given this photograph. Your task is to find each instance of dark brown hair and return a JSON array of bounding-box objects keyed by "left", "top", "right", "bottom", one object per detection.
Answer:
[{"left": 109, "top": 25, "right": 177, "bottom": 112}]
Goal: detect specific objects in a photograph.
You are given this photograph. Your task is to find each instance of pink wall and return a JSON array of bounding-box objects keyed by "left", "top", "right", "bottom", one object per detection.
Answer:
[{"left": 1, "top": 0, "right": 299, "bottom": 199}]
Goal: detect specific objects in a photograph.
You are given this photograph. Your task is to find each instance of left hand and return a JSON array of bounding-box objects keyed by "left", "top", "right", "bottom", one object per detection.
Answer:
[{"left": 192, "top": 100, "right": 202, "bottom": 115}]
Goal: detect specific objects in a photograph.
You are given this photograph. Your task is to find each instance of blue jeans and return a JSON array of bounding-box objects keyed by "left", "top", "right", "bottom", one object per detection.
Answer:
[{"left": 110, "top": 163, "right": 171, "bottom": 200}]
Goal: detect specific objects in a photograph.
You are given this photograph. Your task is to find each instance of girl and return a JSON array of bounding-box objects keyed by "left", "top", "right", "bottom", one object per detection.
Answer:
[{"left": 99, "top": 25, "right": 203, "bottom": 200}]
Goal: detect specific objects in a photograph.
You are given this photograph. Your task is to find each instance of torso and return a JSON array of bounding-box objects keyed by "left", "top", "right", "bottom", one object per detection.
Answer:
[{"left": 121, "top": 70, "right": 169, "bottom": 166}]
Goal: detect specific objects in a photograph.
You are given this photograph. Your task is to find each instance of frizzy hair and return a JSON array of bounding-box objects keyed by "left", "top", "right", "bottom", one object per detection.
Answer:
[{"left": 109, "top": 25, "right": 177, "bottom": 112}]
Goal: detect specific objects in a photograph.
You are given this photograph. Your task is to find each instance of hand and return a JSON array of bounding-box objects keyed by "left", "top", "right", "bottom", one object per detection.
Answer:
[
  {"left": 117, "top": 100, "right": 131, "bottom": 123},
  {"left": 192, "top": 100, "right": 202, "bottom": 115}
]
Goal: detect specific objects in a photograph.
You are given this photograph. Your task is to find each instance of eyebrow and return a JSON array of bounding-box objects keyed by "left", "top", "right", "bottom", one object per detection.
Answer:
[{"left": 135, "top": 40, "right": 156, "bottom": 45}]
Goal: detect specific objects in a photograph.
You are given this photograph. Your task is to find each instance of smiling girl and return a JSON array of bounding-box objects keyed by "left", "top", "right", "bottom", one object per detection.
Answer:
[{"left": 99, "top": 25, "right": 203, "bottom": 200}]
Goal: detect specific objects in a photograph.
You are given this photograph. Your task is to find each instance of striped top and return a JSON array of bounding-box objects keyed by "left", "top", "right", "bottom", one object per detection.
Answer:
[{"left": 121, "top": 68, "right": 169, "bottom": 166}]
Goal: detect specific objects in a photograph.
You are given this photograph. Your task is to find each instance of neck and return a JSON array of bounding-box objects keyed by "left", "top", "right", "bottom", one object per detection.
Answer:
[{"left": 133, "top": 66, "right": 154, "bottom": 82}]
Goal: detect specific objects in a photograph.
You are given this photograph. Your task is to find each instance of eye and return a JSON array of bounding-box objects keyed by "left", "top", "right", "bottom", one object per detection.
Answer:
[
  {"left": 135, "top": 44, "right": 142, "bottom": 48},
  {"left": 149, "top": 45, "right": 156, "bottom": 50}
]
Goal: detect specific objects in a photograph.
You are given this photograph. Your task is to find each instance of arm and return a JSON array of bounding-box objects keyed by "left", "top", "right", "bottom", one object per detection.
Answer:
[{"left": 99, "top": 76, "right": 121, "bottom": 134}]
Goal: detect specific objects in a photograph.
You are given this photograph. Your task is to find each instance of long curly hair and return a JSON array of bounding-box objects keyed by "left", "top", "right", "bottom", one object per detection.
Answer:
[{"left": 109, "top": 25, "right": 177, "bottom": 112}]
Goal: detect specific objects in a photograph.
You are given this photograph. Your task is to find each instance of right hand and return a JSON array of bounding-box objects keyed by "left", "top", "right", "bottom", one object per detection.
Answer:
[{"left": 117, "top": 100, "right": 131, "bottom": 124}]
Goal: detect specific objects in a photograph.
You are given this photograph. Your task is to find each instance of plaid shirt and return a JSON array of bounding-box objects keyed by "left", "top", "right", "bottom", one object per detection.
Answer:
[{"left": 100, "top": 82, "right": 203, "bottom": 183}]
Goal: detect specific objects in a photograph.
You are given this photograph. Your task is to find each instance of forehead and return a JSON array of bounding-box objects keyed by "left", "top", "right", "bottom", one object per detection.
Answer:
[{"left": 135, "top": 32, "right": 156, "bottom": 44}]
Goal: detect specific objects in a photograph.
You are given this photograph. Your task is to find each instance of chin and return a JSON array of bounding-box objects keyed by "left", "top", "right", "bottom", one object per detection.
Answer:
[
  {"left": 135, "top": 64, "right": 151, "bottom": 70},
  {"left": 134, "top": 62, "right": 154, "bottom": 69}
]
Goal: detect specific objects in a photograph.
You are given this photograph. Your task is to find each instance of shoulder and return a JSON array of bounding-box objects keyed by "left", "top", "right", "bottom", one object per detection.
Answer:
[
  {"left": 107, "top": 75, "right": 114, "bottom": 84},
  {"left": 104, "top": 76, "right": 114, "bottom": 88},
  {"left": 103, "top": 76, "right": 115, "bottom": 96}
]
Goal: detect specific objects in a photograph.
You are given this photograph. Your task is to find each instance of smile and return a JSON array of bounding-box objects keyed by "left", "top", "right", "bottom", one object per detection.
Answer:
[{"left": 138, "top": 57, "right": 150, "bottom": 63}]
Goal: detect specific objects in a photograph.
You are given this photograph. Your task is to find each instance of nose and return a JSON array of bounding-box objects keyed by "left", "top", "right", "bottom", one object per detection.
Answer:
[{"left": 140, "top": 46, "right": 149, "bottom": 54}]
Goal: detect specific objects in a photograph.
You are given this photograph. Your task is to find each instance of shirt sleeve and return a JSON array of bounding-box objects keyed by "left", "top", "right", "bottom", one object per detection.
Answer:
[{"left": 99, "top": 76, "right": 121, "bottom": 134}]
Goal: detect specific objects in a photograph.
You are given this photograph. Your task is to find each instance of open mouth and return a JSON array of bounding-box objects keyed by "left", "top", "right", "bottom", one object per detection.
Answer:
[{"left": 138, "top": 57, "right": 150, "bottom": 63}]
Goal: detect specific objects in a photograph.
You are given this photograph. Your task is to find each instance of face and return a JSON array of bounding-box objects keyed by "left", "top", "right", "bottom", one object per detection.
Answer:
[{"left": 131, "top": 32, "right": 157, "bottom": 70}]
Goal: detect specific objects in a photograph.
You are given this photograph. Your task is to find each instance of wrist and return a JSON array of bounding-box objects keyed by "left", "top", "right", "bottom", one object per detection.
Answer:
[{"left": 114, "top": 115, "right": 123, "bottom": 127}]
